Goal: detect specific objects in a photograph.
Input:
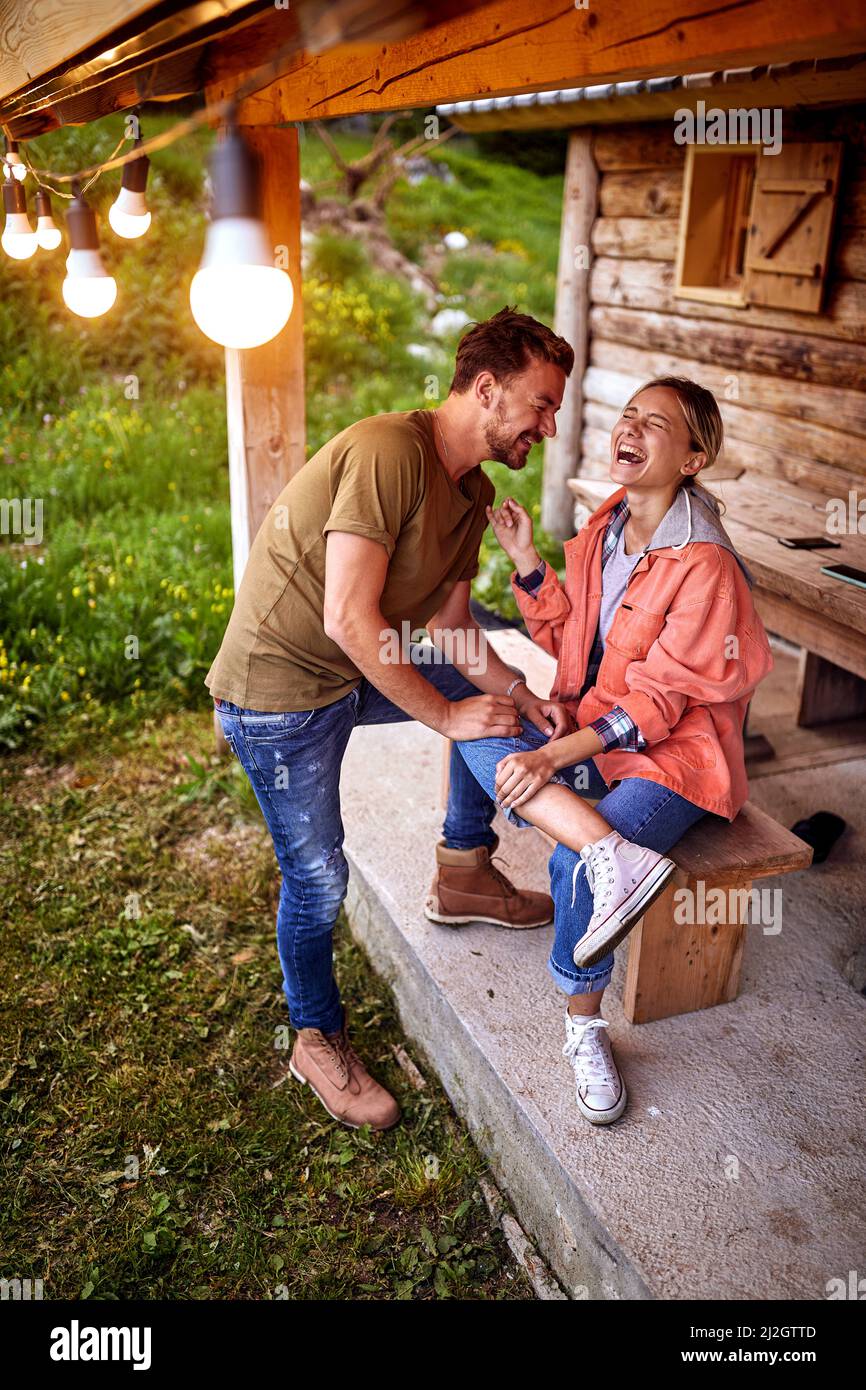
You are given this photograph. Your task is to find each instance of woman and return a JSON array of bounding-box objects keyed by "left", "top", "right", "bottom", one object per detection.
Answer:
[{"left": 455, "top": 376, "right": 774, "bottom": 1125}]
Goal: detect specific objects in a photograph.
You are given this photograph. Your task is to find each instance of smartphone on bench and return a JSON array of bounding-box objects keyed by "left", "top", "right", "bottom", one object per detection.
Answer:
[
  {"left": 778, "top": 536, "right": 841, "bottom": 550},
  {"left": 821, "top": 563, "right": 866, "bottom": 591}
]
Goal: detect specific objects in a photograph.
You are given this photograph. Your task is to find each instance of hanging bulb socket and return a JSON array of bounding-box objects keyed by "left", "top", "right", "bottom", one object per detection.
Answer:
[
  {"left": 121, "top": 139, "right": 150, "bottom": 194},
  {"left": 67, "top": 193, "right": 100, "bottom": 250},
  {"left": 209, "top": 125, "right": 261, "bottom": 220},
  {"left": 34, "top": 188, "right": 62, "bottom": 250},
  {"left": 3, "top": 177, "right": 27, "bottom": 216}
]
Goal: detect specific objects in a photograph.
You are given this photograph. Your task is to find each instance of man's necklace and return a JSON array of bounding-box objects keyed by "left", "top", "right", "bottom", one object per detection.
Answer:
[{"left": 435, "top": 412, "right": 469, "bottom": 498}]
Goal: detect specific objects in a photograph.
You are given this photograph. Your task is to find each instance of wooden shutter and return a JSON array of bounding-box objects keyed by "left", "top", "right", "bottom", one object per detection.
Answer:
[{"left": 743, "top": 142, "right": 842, "bottom": 314}]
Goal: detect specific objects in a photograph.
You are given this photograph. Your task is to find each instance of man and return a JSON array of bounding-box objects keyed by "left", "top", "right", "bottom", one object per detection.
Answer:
[{"left": 207, "top": 307, "right": 575, "bottom": 1130}]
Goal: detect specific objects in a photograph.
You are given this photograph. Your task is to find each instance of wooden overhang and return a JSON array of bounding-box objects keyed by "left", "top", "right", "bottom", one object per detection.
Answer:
[
  {"left": 436, "top": 54, "right": 866, "bottom": 131},
  {"left": 3, "top": 0, "right": 866, "bottom": 137}
]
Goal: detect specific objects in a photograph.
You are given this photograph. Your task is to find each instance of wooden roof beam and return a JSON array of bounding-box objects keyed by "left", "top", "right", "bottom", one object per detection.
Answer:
[{"left": 213, "top": 0, "right": 866, "bottom": 126}]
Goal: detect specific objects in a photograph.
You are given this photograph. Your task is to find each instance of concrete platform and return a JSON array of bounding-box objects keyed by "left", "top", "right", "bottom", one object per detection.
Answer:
[{"left": 340, "top": 712, "right": 866, "bottom": 1300}]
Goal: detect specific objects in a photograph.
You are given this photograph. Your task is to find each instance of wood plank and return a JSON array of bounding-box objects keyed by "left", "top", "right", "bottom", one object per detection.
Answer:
[
  {"left": 603, "top": 170, "right": 866, "bottom": 230},
  {"left": 796, "top": 649, "right": 866, "bottom": 725},
  {"left": 842, "top": 171, "right": 866, "bottom": 228},
  {"left": 225, "top": 125, "right": 305, "bottom": 591},
  {"left": 673, "top": 801, "right": 813, "bottom": 883},
  {"left": 837, "top": 228, "right": 866, "bottom": 280},
  {"left": 593, "top": 126, "right": 688, "bottom": 172},
  {"left": 0, "top": 0, "right": 157, "bottom": 102},
  {"left": 592, "top": 216, "right": 678, "bottom": 261},
  {"left": 0, "top": 1, "right": 488, "bottom": 134},
  {"left": 623, "top": 882, "right": 748, "bottom": 1024},
  {"left": 725, "top": 516, "right": 866, "bottom": 634},
  {"left": 756, "top": 592, "right": 866, "bottom": 679},
  {"left": 591, "top": 255, "right": 866, "bottom": 344},
  {"left": 543, "top": 130, "right": 597, "bottom": 542},
  {"left": 587, "top": 339, "right": 866, "bottom": 440},
  {"left": 222, "top": 1, "right": 866, "bottom": 125},
  {"left": 599, "top": 170, "right": 683, "bottom": 219},
  {"left": 589, "top": 304, "right": 866, "bottom": 392}
]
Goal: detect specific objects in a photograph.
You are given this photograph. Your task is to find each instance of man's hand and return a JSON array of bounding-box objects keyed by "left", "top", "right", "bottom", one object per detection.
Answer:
[
  {"left": 495, "top": 747, "right": 558, "bottom": 809},
  {"left": 512, "top": 687, "right": 574, "bottom": 741},
  {"left": 444, "top": 694, "right": 523, "bottom": 741}
]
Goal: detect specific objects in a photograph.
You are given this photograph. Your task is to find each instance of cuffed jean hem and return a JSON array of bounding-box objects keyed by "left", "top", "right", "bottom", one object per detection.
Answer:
[{"left": 547, "top": 953, "right": 614, "bottom": 996}]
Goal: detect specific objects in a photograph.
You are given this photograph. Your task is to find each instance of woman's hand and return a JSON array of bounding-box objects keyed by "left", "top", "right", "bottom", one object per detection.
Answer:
[
  {"left": 485, "top": 498, "right": 540, "bottom": 575},
  {"left": 495, "top": 746, "right": 558, "bottom": 810}
]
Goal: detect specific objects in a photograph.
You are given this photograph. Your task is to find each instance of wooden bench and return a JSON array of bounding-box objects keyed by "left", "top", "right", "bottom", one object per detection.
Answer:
[
  {"left": 569, "top": 472, "right": 866, "bottom": 729},
  {"left": 442, "top": 628, "right": 812, "bottom": 1024}
]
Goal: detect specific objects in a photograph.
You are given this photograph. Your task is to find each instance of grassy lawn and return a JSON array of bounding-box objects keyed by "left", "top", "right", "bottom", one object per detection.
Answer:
[{"left": 0, "top": 712, "right": 534, "bottom": 1300}]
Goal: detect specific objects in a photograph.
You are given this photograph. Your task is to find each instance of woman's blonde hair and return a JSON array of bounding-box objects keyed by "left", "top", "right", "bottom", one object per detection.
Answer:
[{"left": 626, "top": 376, "right": 724, "bottom": 474}]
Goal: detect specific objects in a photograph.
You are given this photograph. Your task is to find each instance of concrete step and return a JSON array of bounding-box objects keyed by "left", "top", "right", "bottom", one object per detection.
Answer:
[{"left": 340, "top": 716, "right": 866, "bottom": 1300}]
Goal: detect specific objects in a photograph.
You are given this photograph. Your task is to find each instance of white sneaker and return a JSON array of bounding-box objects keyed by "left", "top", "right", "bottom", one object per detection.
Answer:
[
  {"left": 571, "top": 830, "right": 676, "bottom": 970},
  {"left": 562, "top": 1010, "right": 627, "bottom": 1124}
]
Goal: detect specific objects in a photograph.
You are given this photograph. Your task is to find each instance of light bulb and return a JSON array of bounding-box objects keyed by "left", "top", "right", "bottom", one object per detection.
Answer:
[
  {"left": 2, "top": 180, "right": 37, "bottom": 259},
  {"left": 4, "top": 141, "right": 26, "bottom": 181},
  {"left": 34, "top": 189, "right": 62, "bottom": 250},
  {"left": 109, "top": 142, "right": 151, "bottom": 239},
  {"left": 36, "top": 218, "right": 62, "bottom": 250},
  {"left": 62, "top": 195, "right": 116, "bottom": 318},
  {"left": 108, "top": 189, "right": 151, "bottom": 239},
  {"left": 190, "top": 220, "right": 292, "bottom": 349},
  {"left": 189, "top": 128, "right": 293, "bottom": 349}
]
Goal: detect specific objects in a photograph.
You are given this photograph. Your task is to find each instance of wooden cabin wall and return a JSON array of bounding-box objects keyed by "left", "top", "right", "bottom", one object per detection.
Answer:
[{"left": 578, "top": 110, "right": 866, "bottom": 499}]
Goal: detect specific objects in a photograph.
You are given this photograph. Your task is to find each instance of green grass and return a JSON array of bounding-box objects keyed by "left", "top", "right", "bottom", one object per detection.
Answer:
[{"left": 0, "top": 712, "right": 534, "bottom": 1300}]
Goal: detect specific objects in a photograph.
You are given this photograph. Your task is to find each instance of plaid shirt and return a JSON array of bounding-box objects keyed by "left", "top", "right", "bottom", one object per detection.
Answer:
[{"left": 515, "top": 498, "right": 646, "bottom": 753}]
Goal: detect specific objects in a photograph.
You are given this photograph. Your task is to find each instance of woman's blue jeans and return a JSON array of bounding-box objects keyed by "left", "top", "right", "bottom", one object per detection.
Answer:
[
  {"left": 217, "top": 646, "right": 709, "bottom": 1026},
  {"left": 454, "top": 721, "right": 709, "bottom": 996}
]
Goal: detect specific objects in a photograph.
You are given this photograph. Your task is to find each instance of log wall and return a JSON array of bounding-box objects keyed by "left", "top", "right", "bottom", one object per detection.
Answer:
[{"left": 576, "top": 113, "right": 866, "bottom": 498}]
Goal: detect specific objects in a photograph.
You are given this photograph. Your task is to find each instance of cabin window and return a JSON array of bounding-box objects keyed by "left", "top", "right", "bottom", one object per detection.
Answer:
[
  {"left": 676, "top": 141, "right": 842, "bottom": 314},
  {"left": 675, "top": 147, "right": 757, "bottom": 306}
]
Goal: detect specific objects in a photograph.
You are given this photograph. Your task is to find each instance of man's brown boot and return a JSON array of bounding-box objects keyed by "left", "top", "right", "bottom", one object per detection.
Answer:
[
  {"left": 289, "top": 1010, "right": 400, "bottom": 1131},
  {"left": 424, "top": 837, "right": 553, "bottom": 929}
]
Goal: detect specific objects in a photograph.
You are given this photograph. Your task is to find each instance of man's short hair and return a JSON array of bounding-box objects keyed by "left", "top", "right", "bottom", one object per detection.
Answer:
[{"left": 449, "top": 306, "right": 574, "bottom": 394}]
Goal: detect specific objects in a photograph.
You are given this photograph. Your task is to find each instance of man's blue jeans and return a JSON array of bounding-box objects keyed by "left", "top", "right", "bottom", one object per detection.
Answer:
[
  {"left": 454, "top": 721, "right": 709, "bottom": 996},
  {"left": 215, "top": 646, "right": 500, "bottom": 1034}
]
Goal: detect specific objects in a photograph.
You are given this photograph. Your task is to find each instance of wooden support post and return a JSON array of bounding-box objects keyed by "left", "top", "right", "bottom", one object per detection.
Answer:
[
  {"left": 225, "top": 125, "right": 305, "bottom": 594},
  {"left": 217, "top": 125, "right": 305, "bottom": 751},
  {"left": 542, "top": 129, "right": 598, "bottom": 541},
  {"left": 622, "top": 877, "right": 752, "bottom": 1025},
  {"left": 795, "top": 649, "right": 866, "bottom": 727}
]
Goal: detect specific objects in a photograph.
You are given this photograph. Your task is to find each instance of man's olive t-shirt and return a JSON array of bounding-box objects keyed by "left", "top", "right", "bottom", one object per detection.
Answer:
[{"left": 205, "top": 409, "right": 495, "bottom": 712}]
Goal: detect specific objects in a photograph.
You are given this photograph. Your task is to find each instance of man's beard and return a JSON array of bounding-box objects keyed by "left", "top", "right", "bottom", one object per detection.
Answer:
[{"left": 483, "top": 403, "right": 537, "bottom": 471}]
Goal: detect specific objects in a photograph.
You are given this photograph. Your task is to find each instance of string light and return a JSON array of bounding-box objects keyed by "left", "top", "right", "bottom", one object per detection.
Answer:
[
  {"left": 108, "top": 137, "right": 151, "bottom": 239},
  {"left": 34, "top": 189, "right": 62, "bottom": 250},
  {"left": 4, "top": 137, "right": 26, "bottom": 181},
  {"left": 2, "top": 174, "right": 37, "bottom": 259},
  {"left": 1, "top": 16, "right": 397, "bottom": 337},
  {"left": 62, "top": 189, "right": 117, "bottom": 318},
  {"left": 189, "top": 125, "right": 293, "bottom": 349}
]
